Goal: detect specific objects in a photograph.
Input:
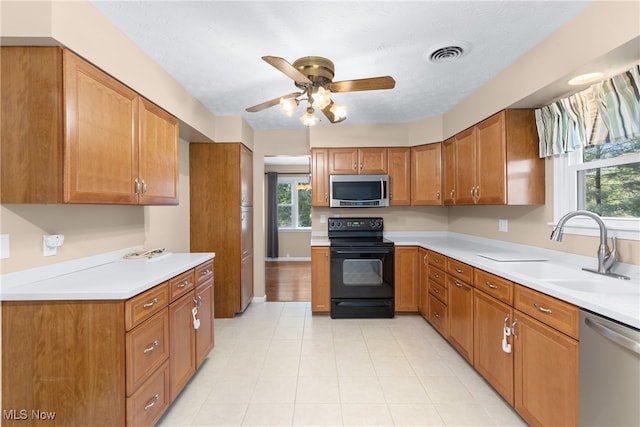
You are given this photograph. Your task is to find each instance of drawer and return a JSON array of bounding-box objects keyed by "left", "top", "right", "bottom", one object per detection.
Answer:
[
  {"left": 514, "top": 285, "right": 579, "bottom": 339},
  {"left": 125, "top": 282, "right": 169, "bottom": 331},
  {"left": 474, "top": 269, "right": 513, "bottom": 305},
  {"left": 447, "top": 258, "right": 474, "bottom": 284},
  {"left": 428, "top": 294, "right": 448, "bottom": 337},
  {"left": 427, "top": 250, "right": 446, "bottom": 268},
  {"left": 126, "top": 361, "right": 170, "bottom": 427},
  {"left": 126, "top": 310, "right": 170, "bottom": 395},
  {"left": 195, "top": 260, "right": 214, "bottom": 286},
  {"left": 169, "top": 269, "right": 195, "bottom": 301},
  {"left": 428, "top": 279, "right": 447, "bottom": 304},
  {"left": 429, "top": 265, "right": 446, "bottom": 286}
]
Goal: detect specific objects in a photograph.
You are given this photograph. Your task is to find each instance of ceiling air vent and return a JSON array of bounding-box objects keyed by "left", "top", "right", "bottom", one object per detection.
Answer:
[{"left": 426, "top": 42, "right": 470, "bottom": 64}]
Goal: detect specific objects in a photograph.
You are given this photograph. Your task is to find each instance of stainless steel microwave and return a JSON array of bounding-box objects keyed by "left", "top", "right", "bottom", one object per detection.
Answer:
[{"left": 329, "top": 174, "right": 389, "bottom": 207}]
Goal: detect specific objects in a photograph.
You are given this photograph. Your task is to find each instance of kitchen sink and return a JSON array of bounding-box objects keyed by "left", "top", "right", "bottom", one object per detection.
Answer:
[{"left": 543, "top": 278, "right": 639, "bottom": 294}]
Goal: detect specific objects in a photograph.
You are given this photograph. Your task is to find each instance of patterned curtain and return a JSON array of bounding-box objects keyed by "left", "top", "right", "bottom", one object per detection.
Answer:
[{"left": 536, "top": 64, "right": 640, "bottom": 157}]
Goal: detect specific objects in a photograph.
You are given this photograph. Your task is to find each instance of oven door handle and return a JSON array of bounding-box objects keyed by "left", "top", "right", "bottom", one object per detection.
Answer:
[{"left": 331, "top": 248, "right": 394, "bottom": 255}]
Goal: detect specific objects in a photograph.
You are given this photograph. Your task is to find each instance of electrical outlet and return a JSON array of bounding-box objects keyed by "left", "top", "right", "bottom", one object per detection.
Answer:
[
  {"left": 498, "top": 219, "right": 508, "bottom": 232},
  {"left": 320, "top": 215, "right": 326, "bottom": 223},
  {"left": 0, "top": 234, "right": 10, "bottom": 259}
]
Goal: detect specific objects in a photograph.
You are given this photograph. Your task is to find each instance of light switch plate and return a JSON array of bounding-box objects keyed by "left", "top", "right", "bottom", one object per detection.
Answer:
[
  {"left": 0, "top": 234, "right": 9, "bottom": 259},
  {"left": 498, "top": 219, "right": 508, "bottom": 232}
]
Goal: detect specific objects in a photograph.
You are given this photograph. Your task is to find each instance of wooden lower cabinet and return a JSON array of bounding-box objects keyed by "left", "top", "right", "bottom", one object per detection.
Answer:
[
  {"left": 394, "top": 246, "right": 419, "bottom": 312},
  {"left": 513, "top": 310, "right": 579, "bottom": 426},
  {"left": 447, "top": 275, "right": 474, "bottom": 364},
  {"left": 1, "top": 259, "right": 215, "bottom": 427},
  {"left": 169, "top": 292, "right": 197, "bottom": 401},
  {"left": 418, "top": 248, "right": 429, "bottom": 319},
  {"left": 311, "top": 246, "right": 331, "bottom": 313},
  {"left": 474, "top": 289, "right": 514, "bottom": 405}
]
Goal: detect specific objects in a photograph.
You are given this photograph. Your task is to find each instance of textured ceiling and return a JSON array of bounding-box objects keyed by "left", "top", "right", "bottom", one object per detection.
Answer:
[{"left": 90, "top": 1, "right": 592, "bottom": 131}]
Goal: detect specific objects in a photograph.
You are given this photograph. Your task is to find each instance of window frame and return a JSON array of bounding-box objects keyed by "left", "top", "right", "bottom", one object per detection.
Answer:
[
  {"left": 277, "top": 176, "right": 312, "bottom": 230},
  {"left": 553, "top": 147, "right": 640, "bottom": 241}
]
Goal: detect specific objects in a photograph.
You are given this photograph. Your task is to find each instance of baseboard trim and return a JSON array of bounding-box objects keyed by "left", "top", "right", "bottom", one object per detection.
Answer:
[
  {"left": 252, "top": 295, "right": 267, "bottom": 303},
  {"left": 265, "top": 257, "right": 311, "bottom": 262}
]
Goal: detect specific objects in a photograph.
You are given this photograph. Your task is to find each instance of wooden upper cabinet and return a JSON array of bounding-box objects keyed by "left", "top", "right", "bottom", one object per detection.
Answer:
[
  {"left": 451, "top": 110, "right": 543, "bottom": 206},
  {"left": 240, "top": 144, "right": 253, "bottom": 206},
  {"left": 328, "top": 147, "right": 388, "bottom": 174},
  {"left": 441, "top": 137, "right": 456, "bottom": 205},
  {"left": 411, "top": 143, "right": 442, "bottom": 205},
  {"left": 138, "top": 98, "right": 179, "bottom": 205},
  {"left": 311, "top": 148, "right": 329, "bottom": 206},
  {"left": 388, "top": 147, "right": 411, "bottom": 206},
  {"left": 0, "top": 47, "right": 178, "bottom": 205}
]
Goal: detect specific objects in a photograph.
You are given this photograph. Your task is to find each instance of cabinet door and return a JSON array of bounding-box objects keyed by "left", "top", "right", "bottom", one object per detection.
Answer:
[
  {"left": 447, "top": 276, "right": 474, "bottom": 364},
  {"left": 358, "top": 147, "right": 388, "bottom": 174},
  {"left": 241, "top": 145, "right": 253, "bottom": 206},
  {"left": 394, "top": 246, "right": 419, "bottom": 312},
  {"left": 138, "top": 98, "right": 179, "bottom": 205},
  {"left": 514, "top": 310, "right": 578, "bottom": 426},
  {"left": 328, "top": 148, "right": 358, "bottom": 174},
  {"left": 418, "top": 248, "right": 429, "bottom": 319},
  {"left": 454, "top": 127, "right": 476, "bottom": 205},
  {"left": 474, "top": 290, "right": 514, "bottom": 405},
  {"left": 311, "top": 148, "right": 330, "bottom": 206},
  {"left": 388, "top": 147, "right": 411, "bottom": 205},
  {"left": 195, "top": 279, "right": 215, "bottom": 368},
  {"left": 475, "top": 112, "right": 506, "bottom": 204},
  {"left": 240, "top": 253, "right": 254, "bottom": 313},
  {"left": 63, "top": 49, "right": 139, "bottom": 204},
  {"left": 441, "top": 137, "right": 456, "bottom": 205},
  {"left": 311, "top": 246, "right": 331, "bottom": 313},
  {"left": 241, "top": 207, "right": 253, "bottom": 257},
  {"left": 169, "top": 292, "right": 196, "bottom": 401},
  {"left": 411, "top": 143, "right": 442, "bottom": 205}
]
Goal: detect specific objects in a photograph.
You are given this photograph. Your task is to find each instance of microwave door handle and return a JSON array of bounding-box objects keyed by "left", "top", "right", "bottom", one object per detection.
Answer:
[{"left": 380, "top": 178, "right": 384, "bottom": 198}]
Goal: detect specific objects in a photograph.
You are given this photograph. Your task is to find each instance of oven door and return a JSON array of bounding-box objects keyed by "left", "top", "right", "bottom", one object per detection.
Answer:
[{"left": 330, "top": 246, "right": 394, "bottom": 299}]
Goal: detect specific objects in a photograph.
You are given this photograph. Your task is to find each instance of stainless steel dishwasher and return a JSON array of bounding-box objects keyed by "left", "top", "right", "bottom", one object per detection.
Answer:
[{"left": 580, "top": 309, "right": 640, "bottom": 426}]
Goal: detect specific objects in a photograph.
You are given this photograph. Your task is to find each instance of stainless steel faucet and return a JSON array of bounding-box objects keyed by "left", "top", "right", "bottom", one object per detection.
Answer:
[{"left": 550, "top": 210, "right": 630, "bottom": 280}]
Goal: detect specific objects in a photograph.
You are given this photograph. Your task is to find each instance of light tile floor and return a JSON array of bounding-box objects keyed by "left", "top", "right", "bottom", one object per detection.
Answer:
[{"left": 157, "top": 302, "right": 527, "bottom": 426}]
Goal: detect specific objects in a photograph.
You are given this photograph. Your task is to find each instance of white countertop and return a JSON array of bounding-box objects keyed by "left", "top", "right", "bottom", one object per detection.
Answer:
[
  {"left": 313, "top": 232, "right": 640, "bottom": 329},
  {"left": 1, "top": 248, "right": 215, "bottom": 301}
]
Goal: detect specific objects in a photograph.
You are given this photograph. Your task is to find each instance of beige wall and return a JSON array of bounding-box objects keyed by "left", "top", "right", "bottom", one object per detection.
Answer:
[{"left": 1, "top": 0, "right": 638, "bottom": 283}]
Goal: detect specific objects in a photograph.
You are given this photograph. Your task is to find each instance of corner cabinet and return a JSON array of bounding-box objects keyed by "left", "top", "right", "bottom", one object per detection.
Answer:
[
  {"left": 446, "top": 109, "right": 544, "bottom": 205},
  {"left": 388, "top": 147, "right": 411, "bottom": 206},
  {"left": 190, "top": 143, "right": 254, "bottom": 318},
  {"left": 2, "top": 259, "right": 214, "bottom": 427},
  {"left": 1, "top": 46, "right": 178, "bottom": 205}
]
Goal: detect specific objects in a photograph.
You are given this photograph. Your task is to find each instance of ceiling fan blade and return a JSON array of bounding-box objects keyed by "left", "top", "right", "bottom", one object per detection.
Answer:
[
  {"left": 329, "top": 76, "right": 396, "bottom": 93},
  {"left": 245, "top": 92, "right": 302, "bottom": 113},
  {"left": 321, "top": 102, "right": 346, "bottom": 124},
  {"left": 262, "top": 56, "right": 312, "bottom": 85}
]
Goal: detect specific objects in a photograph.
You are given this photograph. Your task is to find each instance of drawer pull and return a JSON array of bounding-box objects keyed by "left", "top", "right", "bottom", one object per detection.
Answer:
[
  {"left": 434, "top": 288, "right": 440, "bottom": 294},
  {"left": 201, "top": 269, "right": 211, "bottom": 276},
  {"left": 177, "top": 280, "right": 189, "bottom": 289},
  {"left": 143, "top": 298, "right": 158, "bottom": 309},
  {"left": 433, "top": 273, "right": 440, "bottom": 279},
  {"left": 433, "top": 312, "right": 441, "bottom": 319},
  {"left": 144, "top": 393, "right": 160, "bottom": 411},
  {"left": 455, "top": 267, "right": 463, "bottom": 273},
  {"left": 534, "top": 303, "right": 553, "bottom": 314},
  {"left": 143, "top": 340, "right": 159, "bottom": 354},
  {"left": 454, "top": 280, "right": 462, "bottom": 287},
  {"left": 434, "top": 258, "right": 440, "bottom": 263},
  {"left": 485, "top": 282, "right": 498, "bottom": 289}
]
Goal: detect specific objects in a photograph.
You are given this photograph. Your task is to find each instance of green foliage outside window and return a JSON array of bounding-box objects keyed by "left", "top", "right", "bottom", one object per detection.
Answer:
[{"left": 277, "top": 178, "right": 311, "bottom": 228}]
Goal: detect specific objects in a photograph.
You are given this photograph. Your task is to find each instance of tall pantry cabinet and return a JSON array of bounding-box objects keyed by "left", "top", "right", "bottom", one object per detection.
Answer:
[{"left": 190, "top": 143, "right": 254, "bottom": 318}]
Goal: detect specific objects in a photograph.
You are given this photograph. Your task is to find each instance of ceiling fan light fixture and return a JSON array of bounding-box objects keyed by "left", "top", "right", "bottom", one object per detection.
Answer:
[
  {"left": 330, "top": 102, "right": 347, "bottom": 121},
  {"left": 300, "top": 107, "right": 319, "bottom": 126},
  {"left": 311, "top": 86, "right": 331, "bottom": 110},
  {"left": 279, "top": 96, "right": 298, "bottom": 117}
]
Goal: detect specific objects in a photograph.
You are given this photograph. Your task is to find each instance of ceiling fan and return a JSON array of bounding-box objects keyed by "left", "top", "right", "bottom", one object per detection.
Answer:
[{"left": 246, "top": 56, "right": 396, "bottom": 126}]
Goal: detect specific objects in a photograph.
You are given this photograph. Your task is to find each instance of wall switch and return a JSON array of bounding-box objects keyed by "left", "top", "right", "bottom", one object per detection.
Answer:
[
  {"left": 0, "top": 234, "right": 10, "bottom": 259},
  {"left": 320, "top": 215, "right": 326, "bottom": 223},
  {"left": 498, "top": 219, "right": 508, "bottom": 232}
]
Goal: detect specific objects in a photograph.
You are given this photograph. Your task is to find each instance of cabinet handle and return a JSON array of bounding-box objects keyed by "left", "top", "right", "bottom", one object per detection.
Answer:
[
  {"left": 436, "top": 191, "right": 440, "bottom": 200},
  {"left": 476, "top": 186, "right": 480, "bottom": 199},
  {"left": 534, "top": 303, "right": 553, "bottom": 314},
  {"left": 433, "top": 273, "right": 440, "bottom": 279},
  {"left": 143, "top": 298, "right": 158, "bottom": 308},
  {"left": 177, "top": 280, "right": 189, "bottom": 289},
  {"left": 143, "top": 340, "right": 159, "bottom": 354},
  {"left": 455, "top": 267, "right": 463, "bottom": 273},
  {"left": 423, "top": 254, "right": 428, "bottom": 265},
  {"left": 453, "top": 280, "right": 462, "bottom": 287},
  {"left": 450, "top": 190, "right": 455, "bottom": 199},
  {"left": 134, "top": 178, "right": 141, "bottom": 195},
  {"left": 470, "top": 187, "right": 474, "bottom": 197},
  {"left": 434, "top": 288, "right": 440, "bottom": 294},
  {"left": 142, "top": 180, "right": 147, "bottom": 196},
  {"left": 201, "top": 269, "right": 211, "bottom": 276},
  {"left": 512, "top": 319, "right": 518, "bottom": 339},
  {"left": 485, "top": 281, "right": 498, "bottom": 289},
  {"left": 503, "top": 314, "right": 510, "bottom": 329},
  {"left": 144, "top": 393, "right": 160, "bottom": 411}
]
